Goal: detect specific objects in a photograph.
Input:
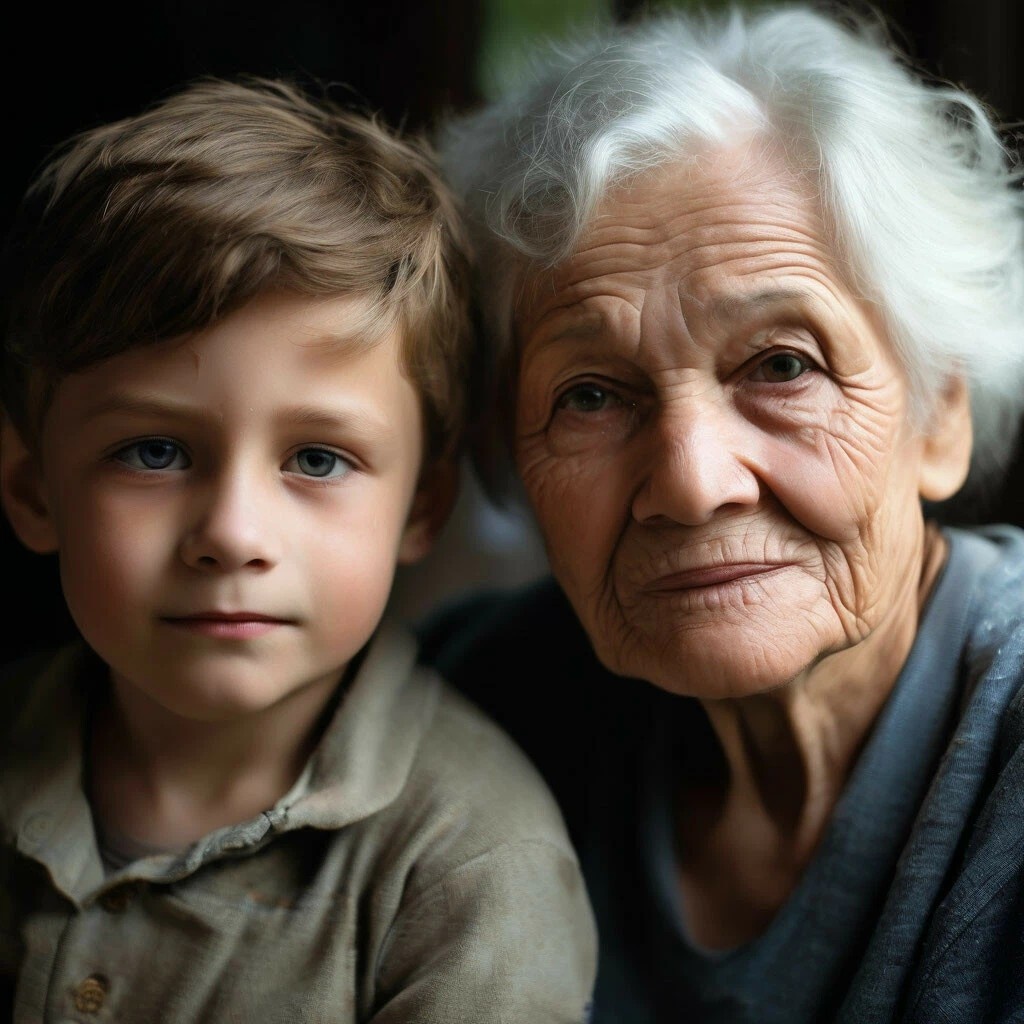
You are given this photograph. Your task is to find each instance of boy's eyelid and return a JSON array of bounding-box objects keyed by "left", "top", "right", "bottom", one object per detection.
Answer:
[
  {"left": 281, "top": 445, "right": 364, "bottom": 483},
  {"left": 103, "top": 437, "right": 371, "bottom": 476},
  {"left": 282, "top": 443, "right": 363, "bottom": 470},
  {"left": 110, "top": 437, "right": 192, "bottom": 471},
  {"left": 104, "top": 433, "right": 188, "bottom": 454}
]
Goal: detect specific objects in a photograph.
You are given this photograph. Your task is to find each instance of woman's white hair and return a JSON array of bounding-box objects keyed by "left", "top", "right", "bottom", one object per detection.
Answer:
[{"left": 443, "top": 4, "right": 1024, "bottom": 498}]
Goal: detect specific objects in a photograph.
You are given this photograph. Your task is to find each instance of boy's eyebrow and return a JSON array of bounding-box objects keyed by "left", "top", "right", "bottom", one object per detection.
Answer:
[
  {"left": 79, "top": 393, "right": 393, "bottom": 435},
  {"left": 279, "top": 404, "right": 391, "bottom": 435},
  {"left": 302, "top": 326, "right": 387, "bottom": 350},
  {"left": 80, "top": 393, "right": 205, "bottom": 423}
]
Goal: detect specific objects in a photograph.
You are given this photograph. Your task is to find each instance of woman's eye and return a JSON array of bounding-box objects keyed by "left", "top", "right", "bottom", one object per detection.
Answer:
[
  {"left": 114, "top": 439, "right": 190, "bottom": 471},
  {"left": 556, "top": 383, "right": 620, "bottom": 414},
  {"left": 284, "top": 448, "right": 352, "bottom": 480},
  {"left": 750, "top": 352, "right": 812, "bottom": 383}
]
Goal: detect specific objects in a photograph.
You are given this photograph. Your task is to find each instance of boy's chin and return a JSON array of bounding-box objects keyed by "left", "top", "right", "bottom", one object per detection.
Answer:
[{"left": 105, "top": 660, "right": 347, "bottom": 724}]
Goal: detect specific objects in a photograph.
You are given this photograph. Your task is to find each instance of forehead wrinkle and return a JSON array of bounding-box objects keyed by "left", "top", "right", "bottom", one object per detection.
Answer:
[
  {"left": 520, "top": 286, "right": 640, "bottom": 357},
  {"left": 633, "top": 278, "right": 703, "bottom": 367}
]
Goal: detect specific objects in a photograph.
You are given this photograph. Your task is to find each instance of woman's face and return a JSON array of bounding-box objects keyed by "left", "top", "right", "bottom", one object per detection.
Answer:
[{"left": 514, "top": 145, "right": 968, "bottom": 698}]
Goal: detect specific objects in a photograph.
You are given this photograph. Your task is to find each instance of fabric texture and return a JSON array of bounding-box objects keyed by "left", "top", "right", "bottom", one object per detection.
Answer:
[
  {"left": 420, "top": 524, "right": 1024, "bottom": 1024},
  {"left": 0, "top": 619, "right": 597, "bottom": 1023}
]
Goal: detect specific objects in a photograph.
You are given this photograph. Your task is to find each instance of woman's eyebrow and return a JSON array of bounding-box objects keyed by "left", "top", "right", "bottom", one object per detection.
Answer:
[
  {"left": 542, "top": 320, "right": 607, "bottom": 346},
  {"left": 706, "top": 287, "right": 812, "bottom": 323}
]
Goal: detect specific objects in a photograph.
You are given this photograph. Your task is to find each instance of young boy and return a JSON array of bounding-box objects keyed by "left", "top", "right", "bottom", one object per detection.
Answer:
[{"left": 0, "top": 80, "right": 595, "bottom": 1022}]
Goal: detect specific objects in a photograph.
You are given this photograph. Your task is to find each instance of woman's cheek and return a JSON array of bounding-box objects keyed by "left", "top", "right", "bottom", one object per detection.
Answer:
[
  {"left": 519, "top": 454, "right": 583, "bottom": 544},
  {"left": 766, "top": 446, "right": 869, "bottom": 544},
  {"left": 753, "top": 388, "right": 896, "bottom": 545},
  {"left": 517, "top": 441, "right": 617, "bottom": 564}
]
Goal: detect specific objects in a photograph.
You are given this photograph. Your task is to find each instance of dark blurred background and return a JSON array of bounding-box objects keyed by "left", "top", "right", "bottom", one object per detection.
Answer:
[{"left": 1, "top": 0, "right": 1021, "bottom": 660}]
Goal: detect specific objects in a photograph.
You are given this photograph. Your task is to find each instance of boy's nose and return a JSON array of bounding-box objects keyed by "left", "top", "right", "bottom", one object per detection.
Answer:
[{"left": 178, "top": 468, "right": 280, "bottom": 572}]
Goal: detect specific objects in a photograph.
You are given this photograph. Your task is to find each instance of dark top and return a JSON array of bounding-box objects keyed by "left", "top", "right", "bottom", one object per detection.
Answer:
[{"left": 419, "top": 525, "right": 1024, "bottom": 1023}]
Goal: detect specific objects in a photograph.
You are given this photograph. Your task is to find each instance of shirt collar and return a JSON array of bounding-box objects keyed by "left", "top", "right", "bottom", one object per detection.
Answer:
[{"left": 0, "top": 619, "right": 439, "bottom": 904}]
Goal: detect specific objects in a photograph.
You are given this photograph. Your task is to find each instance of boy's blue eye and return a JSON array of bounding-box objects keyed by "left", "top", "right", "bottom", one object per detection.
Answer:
[
  {"left": 285, "top": 448, "right": 352, "bottom": 479},
  {"left": 115, "top": 439, "right": 191, "bottom": 471}
]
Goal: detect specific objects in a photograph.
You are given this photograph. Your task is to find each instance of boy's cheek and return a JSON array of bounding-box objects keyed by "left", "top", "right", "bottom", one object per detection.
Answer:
[
  {"left": 54, "top": 494, "right": 167, "bottom": 628},
  {"left": 59, "top": 538, "right": 154, "bottom": 647},
  {"left": 51, "top": 465, "right": 424, "bottom": 664}
]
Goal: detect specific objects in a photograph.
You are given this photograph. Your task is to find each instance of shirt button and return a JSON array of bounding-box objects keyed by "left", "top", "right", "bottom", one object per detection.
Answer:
[
  {"left": 73, "top": 975, "right": 108, "bottom": 1014},
  {"left": 21, "top": 812, "right": 51, "bottom": 845}
]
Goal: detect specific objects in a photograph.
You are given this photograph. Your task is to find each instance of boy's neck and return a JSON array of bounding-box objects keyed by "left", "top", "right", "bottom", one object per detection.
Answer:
[{"left": 89, "top": 665, "right": 348, "bottom": 851}]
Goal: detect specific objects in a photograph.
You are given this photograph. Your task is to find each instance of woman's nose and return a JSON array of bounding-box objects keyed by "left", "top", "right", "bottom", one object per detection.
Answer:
[
  {"left": 630, "top": 404, "right": 761, "bottom": 527},
  {"left": 178, "top": 467, "right": 280, "bottom": 573}
]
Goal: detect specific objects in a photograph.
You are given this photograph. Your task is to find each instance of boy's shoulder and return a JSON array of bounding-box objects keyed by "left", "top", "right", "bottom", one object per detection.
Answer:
[
  {"left": 294, "top": 621, "right": 596, "bottom": 1021},
  {"left": 346, "top": 625, "right": 582, "bottom": 895},
  {"left": 0, "top": 644, "right": 87, "bottom": 847},
  {"left": 0, "top": 644, "right": 82, "bottom": 744},
  {"left": 287, "top": 618, "right": 579, "bottom": 867},
  {"left": 402, "top": 669, "right": 577, "bottom": 850}
]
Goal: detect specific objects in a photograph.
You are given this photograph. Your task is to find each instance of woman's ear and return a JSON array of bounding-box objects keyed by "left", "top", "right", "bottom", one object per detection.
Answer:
[
  {"left": 0, "top": 418, "right": 59, "bottom": 554},
  {"left": 398, "top": 459, "right": 459, "bottom": 565},
  {"left": 918, "top": 374, "right": 973, "bottom": 503}
]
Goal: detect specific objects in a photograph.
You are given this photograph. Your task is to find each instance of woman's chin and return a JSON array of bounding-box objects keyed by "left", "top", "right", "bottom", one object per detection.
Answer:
[
  {"left": 582, "top": 573, "right": 842, "bottom": 699},
  {"left": 592, "top": 616, "right": 838, "bottom": 701}
]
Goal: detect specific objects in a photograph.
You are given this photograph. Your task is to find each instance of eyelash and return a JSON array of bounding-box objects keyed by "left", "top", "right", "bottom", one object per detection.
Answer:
[
  {"left": 554, "top": 379, "right": 634, "bottom": 416},
  {"left": 112, "top": 438, "right": 191, "bottom": 473},
  {"left": 281, "top": 447, "right": 355, "bottom": 481},
  {"left": 109, "top": 439, "right": 356, "bottom": 481},
  {"left": 743, "top": 349, "right": 817, "bottom": 385},
  {"left": 552, "top": 350, "right": 815, "bottom": 417}
]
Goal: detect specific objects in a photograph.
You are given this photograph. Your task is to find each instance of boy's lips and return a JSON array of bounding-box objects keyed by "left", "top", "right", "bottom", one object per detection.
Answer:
[{"left": 160, "top": 611, "right": 295, "bottom": 638}]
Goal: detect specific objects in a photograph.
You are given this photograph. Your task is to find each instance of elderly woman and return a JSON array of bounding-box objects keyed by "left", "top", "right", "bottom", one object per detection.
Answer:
[{"left": 421, "top": 6, "right": 1024, "bottom": 1024}]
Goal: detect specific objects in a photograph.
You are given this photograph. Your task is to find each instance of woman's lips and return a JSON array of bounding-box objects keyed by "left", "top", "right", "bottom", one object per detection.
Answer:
[
  {"left": 160, "top": 612, "right": 292, "bottom": 639},
  {"left": 644, "top": 563, "right": 791, "bottom": 593}
]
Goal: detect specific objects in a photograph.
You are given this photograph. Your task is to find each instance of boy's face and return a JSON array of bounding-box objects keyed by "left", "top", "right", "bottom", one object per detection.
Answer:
[{"left": 2, "top": 290, "right": 445, "bottom": 721}]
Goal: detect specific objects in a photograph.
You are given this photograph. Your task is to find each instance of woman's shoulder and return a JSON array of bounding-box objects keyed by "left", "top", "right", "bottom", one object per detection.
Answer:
[
  {"left": 946, "top": 521, "right": 1024, "bottom": 588},
  {"left": 900, "top": 523, "right": 1024, "bottom": 1022},
  {"left": 947, "top": 523, "right": 1024, "bottom": 700}
]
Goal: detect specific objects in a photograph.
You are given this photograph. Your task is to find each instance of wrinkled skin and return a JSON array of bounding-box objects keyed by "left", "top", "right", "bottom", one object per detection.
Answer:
[{"left": 515, "top": 144, "right": 970, "bottom": 702}]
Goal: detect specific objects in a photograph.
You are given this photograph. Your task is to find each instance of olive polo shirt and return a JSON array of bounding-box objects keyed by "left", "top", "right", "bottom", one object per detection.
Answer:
[{"left": 0, "top": 620, "right": 596, "bottom": 1023}]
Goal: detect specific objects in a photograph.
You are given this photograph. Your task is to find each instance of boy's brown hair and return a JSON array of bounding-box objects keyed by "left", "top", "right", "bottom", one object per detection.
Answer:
[{"left": 1, "top": 78, "right": 472, "bottom": 461}]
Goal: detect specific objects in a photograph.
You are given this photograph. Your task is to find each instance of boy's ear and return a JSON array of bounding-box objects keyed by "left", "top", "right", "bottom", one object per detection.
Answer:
[
  {"left": 398, "top": 460, "right": 459, "bottom": 565},
  {"left": 0, "top": 418, "right": 59, "bottom": 554},
  {"left": 917, "top": 373, "right": 972, "bottom": 503}
]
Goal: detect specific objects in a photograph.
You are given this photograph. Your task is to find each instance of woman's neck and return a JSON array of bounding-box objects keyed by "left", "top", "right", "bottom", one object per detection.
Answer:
[{"left": 675, "top": 523, "right": 948, "bottom": 949}]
